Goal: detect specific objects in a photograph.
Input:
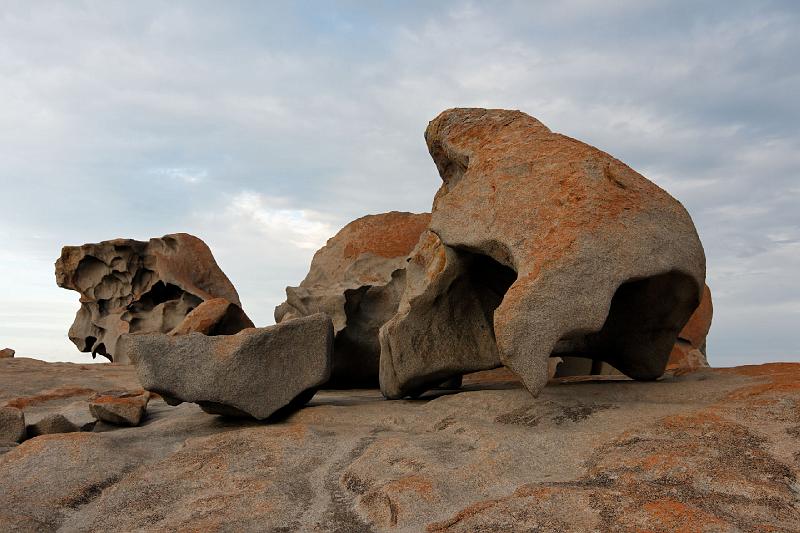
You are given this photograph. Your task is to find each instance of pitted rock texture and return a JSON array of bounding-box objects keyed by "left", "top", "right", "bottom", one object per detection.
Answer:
[
  {"left": 668, "top": 283, "right": 713, "bottom": 373},
  {"left": 276, "top": 211, "right": 430, "bottom": 387},
  {"left": 120, "top": 314, "right": 334, "bottom": 420},
  {"left": 381, "top": 108, "right": 706, "bottom": 398},
  {"left": 55, "top": 233, "right": 249, "bottom": 363},
  {"left": 0, "top": 357, "right": 798, "bottom": 532}
]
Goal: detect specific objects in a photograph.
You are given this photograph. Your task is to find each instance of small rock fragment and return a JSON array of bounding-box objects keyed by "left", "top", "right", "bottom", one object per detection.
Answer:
[
  {"left": 0, "top": 348, "right": 14, "bottom": 358},
  {"left": 169, "top": 298, "right": 254, "bottom": 336},
  {"left": 26, "top": 414, "right": 80, "bottom": 437},
  {"left": 0, "top": 406, "right": 25, "bottom": 443},
  {"left": 120, "top": 313, "right": 334, "bottom": 420},
  {"left": 89, "top": 390, "right": 150, "bottom": 426}
]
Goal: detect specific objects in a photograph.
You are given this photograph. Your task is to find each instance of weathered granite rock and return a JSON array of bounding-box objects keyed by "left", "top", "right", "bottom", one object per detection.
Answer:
[
  {"left": 668, "top": 284, "right": 713, "bottom": 373},
  {"left": 55, "top": 233, "right": 250, "bottom": 363},
  {"left": 380, "top": 109, "right": 706, "bottom": 398},
  {"left": 169, "top": 297, "right": 254, "bottom": 336},
  {"left": 120, "top": 314, "right": 334, "bottom": 419},
  {"left": 0, "top": 357, "right": 797, "bottom": 531},
  {"left": 0, "top": 348, "right": 14, "bottom": 359},
  {"left": 26, "top": 413, "right": 79, "bottom": 437},
  {"left": 89, "top": 390, "right": 150, "bottom": 426},
  {"left": 0, "top": 406, "right": 25, "bottom": 444},
  {"left": 276, "top": 211, "right": 430, "bottom": 387},
  {"left": 553, "top": 285, "right": 713, "bottom": 378}
]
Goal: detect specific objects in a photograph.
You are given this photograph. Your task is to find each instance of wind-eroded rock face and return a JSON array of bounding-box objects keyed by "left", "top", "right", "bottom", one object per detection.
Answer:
[
  {"left": 120, "top": 314, "right": 334, "bottom": 420},
  {"left": 276, "top": 212, "right": 431, "bottom": 387},
  {"left": 55, "top": 233, "right": 250, "bottom": 363},
  {"left": 380, "top": 108, "right": 706, "bottom": 398}
]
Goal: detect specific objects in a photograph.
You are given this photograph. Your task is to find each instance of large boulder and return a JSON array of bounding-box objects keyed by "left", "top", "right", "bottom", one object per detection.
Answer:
[
  {"left": 119, "top": 314, "right": 334, "bottom": 420},
  {"left": 380, "top": 108, "right": 706, "bottom": 399},
  {"left": 0, "top": 348, "right": 14, "bottom": 359},
  {"left": 55, "top": 233, "right": 252, "bottom": 363},
  {"left": 276, "top": 212, "right": 430, "bottom": 387},
  {"left": 667, "top": 284, "right": 713, "bottom": 373}
]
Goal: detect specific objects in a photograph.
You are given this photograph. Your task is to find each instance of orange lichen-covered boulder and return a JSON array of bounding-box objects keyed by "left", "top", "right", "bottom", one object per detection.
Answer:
[
  {"left": 55, "top": 233, "right": 251, "bottom": 363},
  {"left": 380, "top": 108, "right": 706, "bottom": 398},
  {"left": 667, "top": 284, "right": 713, "bottom": 373},
  {"left": 276, "top": 212, "right": 430, "bottom": 387}
]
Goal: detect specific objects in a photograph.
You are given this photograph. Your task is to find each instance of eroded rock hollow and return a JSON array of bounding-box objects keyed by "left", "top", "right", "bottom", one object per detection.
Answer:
[
  {"left": 56, "top": 233, "right": 252, "bottom": 363},
  {"left": 379, "top": 108, "right": 706, "bottom": 398}
]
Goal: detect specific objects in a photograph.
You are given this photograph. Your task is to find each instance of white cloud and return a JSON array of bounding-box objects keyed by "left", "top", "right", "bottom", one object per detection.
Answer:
[{"left": 227, "top": 191, "right": 335, "bottom": 250}]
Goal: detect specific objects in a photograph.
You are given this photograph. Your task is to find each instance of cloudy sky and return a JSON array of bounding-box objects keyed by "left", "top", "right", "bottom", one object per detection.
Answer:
[{"left": 0, "top": 1, "right": 798, "bottom": 366}]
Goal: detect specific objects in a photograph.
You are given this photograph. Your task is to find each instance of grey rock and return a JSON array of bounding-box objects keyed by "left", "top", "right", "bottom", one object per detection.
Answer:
[
  {"left": 380, "top": 108, "right": 706, "bottom": 398},
  {"left": 55, "top": 233, "right": 250, "bottom": 363},
  {"left": 380, "top": 231, "right": 509, "bottom": 397},
  {"left": 121, "top": 314, "right": 334, "bottom": 420},
  {"left": 26, "top": 413, "right": 79, "bottom": 437},
  {"left": 276, "top": 211, "right": 430, "bottom": 387},
  {"left": 0, "top": 406, "right": 25, "bottom": 443}
]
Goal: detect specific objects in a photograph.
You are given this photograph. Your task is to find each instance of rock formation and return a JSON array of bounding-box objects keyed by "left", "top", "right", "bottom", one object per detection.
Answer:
[
  {"left": 667, "top": 283, "right": 713, "bottom": 373},
  {"left": 56, "top": 233, "right": 251, "bottom": 363},
  {"left": 276, "top": 212, "right": 430, "bottom": 387},
  {"left": 0, "top": 348, "right": 14, "bottom": 358},
  {"left": 380, "top": 108, "right": 706, "bottom": 399},
  {"left": 119, "top": 314, "right": 334, "bottom": 419},
  {"left": 26, "top": 413, "right": 79, "bottom": 437},
  {"left": 89, "top": 390, "right": 150, "bottom": 426},
  {"left": 169, "top": 297, "right": 254, "bottom": 336}
]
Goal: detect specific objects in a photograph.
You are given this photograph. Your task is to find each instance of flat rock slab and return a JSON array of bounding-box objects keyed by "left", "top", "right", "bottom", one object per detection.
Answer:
[
  {"left": 120, "top": 313, "right": 334, "bottom": 420},
  {"left": 0, "top": 360, "right": 797, "bottom": 531}
]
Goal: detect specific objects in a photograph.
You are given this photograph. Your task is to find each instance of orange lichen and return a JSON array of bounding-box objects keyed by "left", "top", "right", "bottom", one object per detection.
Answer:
[
  {"left": 4, "top": 387, "right": 95, "bottom": 409},
  {"left": 640, "top": 499, "right": 726, "bottom": 533},
  {"left": 341, "top": 212, "right": 431, "bottom": 260},
  {"left": 720, "top": 363, "right": 800, "bottom": 400}
]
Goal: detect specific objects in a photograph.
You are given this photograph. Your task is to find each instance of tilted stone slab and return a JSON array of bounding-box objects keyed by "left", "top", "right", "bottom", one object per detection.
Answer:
[{"left": 120, "top": 314, "right": 334, "bottom": 420}]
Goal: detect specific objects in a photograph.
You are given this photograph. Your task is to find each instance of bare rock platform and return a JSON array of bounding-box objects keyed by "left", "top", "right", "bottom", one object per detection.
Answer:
[{"left": 0, "top": 357, "right": 798, "bottom": 531}]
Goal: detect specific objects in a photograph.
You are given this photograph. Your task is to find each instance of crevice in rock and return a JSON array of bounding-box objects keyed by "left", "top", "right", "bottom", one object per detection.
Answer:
[{"left": 553, "top": 270, "right": 700, "bottom": 379}]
